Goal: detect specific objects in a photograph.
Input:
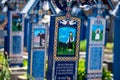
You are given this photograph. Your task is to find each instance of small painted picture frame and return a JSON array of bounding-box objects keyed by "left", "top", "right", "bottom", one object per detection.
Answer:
[
  {"left": 11, "top": 13, "right": 23, "bottom": 32},
  {"left": 57, "top": 27, "right": 76, "bottom": 56},
  {"left": 32, "top": 25, "right": 47, "bottom": 49},
  {"left": 89, "top": 17, "right": 106, "bottom": 44},
  {"left": 53, "top": 16, "right": 81, "bottom": 61}
]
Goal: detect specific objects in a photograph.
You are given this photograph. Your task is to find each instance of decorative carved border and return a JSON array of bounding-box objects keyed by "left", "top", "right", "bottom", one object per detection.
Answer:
[{"left": 53, "top": 16, "right": 81, "bottom": 61}]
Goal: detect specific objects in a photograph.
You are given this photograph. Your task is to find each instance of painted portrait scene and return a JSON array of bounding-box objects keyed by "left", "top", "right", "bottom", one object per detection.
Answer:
[
  {"left": 12, "top": 13, "right": 22, "bottom": 31},
  {"left": 33, "top": 28, "right": 45, "bottom": 48},
  {"left": 91, "top": 25, "right": 103, "bottom": 41},
  {"left": 57, "top": 27, "right": 76, "bottom": 56}
]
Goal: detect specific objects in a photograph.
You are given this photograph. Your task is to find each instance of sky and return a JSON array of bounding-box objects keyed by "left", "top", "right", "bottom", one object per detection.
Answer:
[
  {"left": 59, "top": 27, "right": 76, "bottom": 43},
  {"left": 34, "top": 28, "right": 45, "bottom": 36},
  {"left": 92, "top": 24, "right": 103, "bottom": 31}
]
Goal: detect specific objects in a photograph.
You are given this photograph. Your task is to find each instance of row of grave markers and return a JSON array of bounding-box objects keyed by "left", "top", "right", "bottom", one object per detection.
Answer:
[
  {"left": 2, "top": 1, "right": 120, "bottom": 80},
  {"left": 1, "top": 2, "right": 107, "bottom": 80},
  {"left": 0, "top": 12, "right": 106, "bottom": 80}
]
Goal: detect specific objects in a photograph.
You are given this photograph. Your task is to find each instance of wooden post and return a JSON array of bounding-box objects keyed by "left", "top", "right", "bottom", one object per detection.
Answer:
[{"left": 113, "top": 5, "right": 120, "bottom": 80}]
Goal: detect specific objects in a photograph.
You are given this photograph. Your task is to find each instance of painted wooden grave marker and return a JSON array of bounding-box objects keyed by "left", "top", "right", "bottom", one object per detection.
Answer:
[
  {"left": 86, "top": 17, "right": 106, "bottom": 80},
  {"left": 48, "top": 1, "right": 81, "bottom": 79},
  {"left": 9, "top": 12, "right": 24, "bottom": 66},
  {"left": 48, "top": 15, "right": 81, "bottom": 80},
  {"left": 28, "top": 24, "right": 47, "bottom": 80}
]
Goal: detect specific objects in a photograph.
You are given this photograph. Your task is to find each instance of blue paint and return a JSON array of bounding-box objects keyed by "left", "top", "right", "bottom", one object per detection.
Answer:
[
  {"left": 86, "top": 17, "right": 105, "bottom": 80},
  {"left": 59, "top": 27, "right": 76, "bottom": 43},
  {"left": 5, "top": 12, "right": 10, "bottom": 55},
  {"left": 27, "top": 22, "right": 47, "bottom": 79},
  {"left": 85, "top": 18, "right": 91, "bottom": 76},
  {"left": 54, "top": 61, "right": 75, "bottom": 80},
  {"left": 80, "top": 23, "right": 86, "bottom": 40},
  {"left": 0, "top": 14, "right": 6, "bottom": 23},
  {"left": 32, "top": 50, "right": 45, "bottom": 78},
  {"left": 92, "top": 25, "right": 103, "bottom": 31},
  {"left": 27, "top": 22, "right": 32, "bottom": 52},
  {"left": 24, "top": 18, "right": 29, "bottom": 48},
  {"left": 34, "top": 28, "right": 45, "bottom": 36},
  {"left": 90, "top": 46, "right": 102, "bottom": 70},
  {"left": 12, "top": 36, "right": 21, "bottom": 54},
  {"left": 113, "top": 5, "right": 120, "bottom": 80},
  {"left": 27, "top": 22, "right": 32, "bottom": 75},
  {"left": 48, "top": 15, "right": 80, "bottom": 80},
  {"left": 47, "top": 16, "right": 55, "bottom": 80}
]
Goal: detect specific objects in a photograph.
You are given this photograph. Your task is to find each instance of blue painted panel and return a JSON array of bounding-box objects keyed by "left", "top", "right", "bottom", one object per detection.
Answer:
[
  {"left": 32, "top": 50, "right": 45, "bottom": 78},
  {"left": 90, "top": 46, "right": 102, "bottom": 70},
  {"left": 12, "top": 36, "right": 21, "bottom": 54},
  {"left": 54, "top": 61, "right": 75, "bottom": 80}
]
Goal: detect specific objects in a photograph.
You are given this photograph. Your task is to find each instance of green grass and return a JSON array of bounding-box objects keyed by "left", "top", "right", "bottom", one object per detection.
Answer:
[
  {"left": 57, "top": 42, "right": 75, "bottom": 56},
  {"left": 106, "top": 43, "right": 113, "bottom": 49},
  {"left": 92, "top": 32, "right": 103, "bottom": 41},
  {"left": 23, "top": 59, "right": 28, "bottom": 67},
  {"left": 77, "top": 58, "right": 112, "bottom": 80},
  {"left": 78, "top": 58, "right": 85, "bottom": 80},
  {"left": 0, "top": 52, "right": 10, "bottom": 80},
  {"left": 58, "top": 47, "right": 75, "bottom": 55},
  {"left": 80, "top": 40, "right": 86, "bottom": 52}
]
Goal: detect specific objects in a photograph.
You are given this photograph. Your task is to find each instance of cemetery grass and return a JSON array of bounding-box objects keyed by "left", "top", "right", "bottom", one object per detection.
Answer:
[
  {"left": 77, "top": 59, "right": 112, "bottom": 80},
  {"left": 80, "top": 40, "right": 86, "bottom": 52},
  {"left": 57, "top": 42, "right": 75, "bottom": 56},
  {"left": 92, "top": 32, "right": 103, "bottom": 41},
  {"left": 0, "top": 52, "right": 10, "bottom": 80}
]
